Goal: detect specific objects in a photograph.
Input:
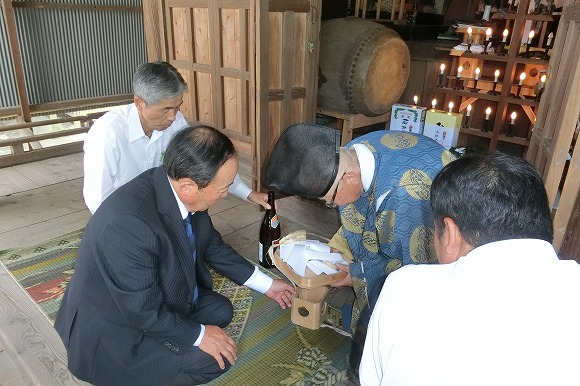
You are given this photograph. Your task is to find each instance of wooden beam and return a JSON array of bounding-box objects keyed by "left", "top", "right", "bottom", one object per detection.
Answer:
[
  {"left": 11, "top": 1, "right": 140, "bottom": 12},
  {"left": 0, "top": 142, "right": 84, "bottom": 168},
  {"left": 142, "top": 0, "right": 165, "bottom": 61},
  {"left": 1, "top": 0, "right": 31, "bottom": 122}
]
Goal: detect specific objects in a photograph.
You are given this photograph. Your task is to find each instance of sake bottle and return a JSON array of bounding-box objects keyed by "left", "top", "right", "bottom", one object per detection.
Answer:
[{"left": 259, "top": 191, "right": 281, "bottom": 268}]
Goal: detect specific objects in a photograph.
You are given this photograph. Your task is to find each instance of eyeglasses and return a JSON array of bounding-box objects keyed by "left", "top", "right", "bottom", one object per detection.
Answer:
[{"left": 325, "top": 172, "right": 345, "bottom": 209}]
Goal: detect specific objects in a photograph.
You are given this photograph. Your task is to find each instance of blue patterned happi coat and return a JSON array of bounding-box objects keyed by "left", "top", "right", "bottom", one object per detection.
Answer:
[{"left": 331, "top": 131, "right": 455, "bottom": 322}]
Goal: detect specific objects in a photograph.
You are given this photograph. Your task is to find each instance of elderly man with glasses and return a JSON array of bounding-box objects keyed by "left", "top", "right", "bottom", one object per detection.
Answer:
[{"left": 264, "top": 123, "right": 454, "bottom": 380}]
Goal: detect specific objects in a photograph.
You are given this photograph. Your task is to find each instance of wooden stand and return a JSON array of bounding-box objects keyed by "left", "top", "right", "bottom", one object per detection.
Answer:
[{"left": 317, "top": 107, "right": 391, "bottom": 146}]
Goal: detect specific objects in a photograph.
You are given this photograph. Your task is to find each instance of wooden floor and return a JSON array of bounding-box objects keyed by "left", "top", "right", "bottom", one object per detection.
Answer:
[{"left": 0, "top": 154, "right": 340, "bottom": 385}]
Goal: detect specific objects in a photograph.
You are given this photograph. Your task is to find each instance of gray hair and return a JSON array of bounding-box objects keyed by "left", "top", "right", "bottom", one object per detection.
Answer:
[{"left": 132, "top": 61, "right": 188, "bottom": 105}]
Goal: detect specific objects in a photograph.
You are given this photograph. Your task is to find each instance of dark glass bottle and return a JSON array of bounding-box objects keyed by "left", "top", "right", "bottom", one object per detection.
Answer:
[{"left": 259, "top": 191, "right": 281, "bottom": 268}]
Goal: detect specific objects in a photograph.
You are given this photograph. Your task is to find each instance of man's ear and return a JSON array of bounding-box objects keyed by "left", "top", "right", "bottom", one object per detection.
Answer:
[
  {"left": 134, "top": 96, "right": 144, "bottom": 110},
  {"left": 439, "top": 217, "right": 467, "bottom": 263},
  {"left": 175, "top": 178, "right": 198, "bottom": 197}
]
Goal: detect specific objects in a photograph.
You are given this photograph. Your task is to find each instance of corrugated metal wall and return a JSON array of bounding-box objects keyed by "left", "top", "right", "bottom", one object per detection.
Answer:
[
  {"left": 0, "top": 9, "right": 18, "bottom": 107},
  {"left": 0, "top": 0, "right": 145, "bottom": 109}
]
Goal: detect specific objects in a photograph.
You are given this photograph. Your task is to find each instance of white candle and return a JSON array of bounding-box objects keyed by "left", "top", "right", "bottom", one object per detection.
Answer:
[
  {"left": 467, "top": 27, "right": 473, "bottom": 39},
  {"left": 440, "top": 63, "right": 445, "bottom": 74},
  {"left": 510, "top": 111, "right": 517, "bottom": 124},
  {"left": 413, "top": 95, "right": 418, "bottom": 105},
  {"left": 547, "top": 32, "right": 553, "bottom": 46},
  {"left": 448, "top": 101, "right": 454, "bottom": 113},
  {"left": 502, "top": 29, "right": 509, "bottom": 43},
  {"left": 475, "top": 67, "right": 480, "bottom": 81},
  {"left": 494, "top": 69, "right": 500, "bottom": 82},
  {"left": 457, "top": 65, "right": 463, "bottom": 79},
  {"left": 528, "top": 30, "right": 535, "bottom": 44},
  {"left": 466, "top": 104, "right": 472, "bottom": 117},
  {"left": 485, "top": 107, "right": 492, "bottom": 120},
  {"left": 486, "top": 28, "right": 492, "bottom": 40},
  {"left": 431, "top": 99, "right": 437, "bottom": 110},
  {"left": 540, "top": 74, "right": 547, "bottom": 88},
  {"left": 519, "top": 72, "right": 526, "bottom": 85}
]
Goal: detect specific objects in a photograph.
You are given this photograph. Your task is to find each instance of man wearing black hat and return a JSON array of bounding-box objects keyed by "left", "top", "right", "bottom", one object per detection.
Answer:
[{"left": 265, "top": 124, "right": 454, "bottom": 375}]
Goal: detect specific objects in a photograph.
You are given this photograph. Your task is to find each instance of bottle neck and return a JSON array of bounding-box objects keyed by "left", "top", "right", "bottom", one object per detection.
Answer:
[{"left": 267, "top": 191, "right": 275, "bottom": 210}]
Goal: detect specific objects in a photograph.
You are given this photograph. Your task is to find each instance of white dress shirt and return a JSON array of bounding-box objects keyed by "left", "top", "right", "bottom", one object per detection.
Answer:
[
  {"left": 360, "top": 239, "right": 580, "bottom": 386},
  {"left": 83, "top": 104, "right": 252, "bottom": 213},
  {"left": 171, "top": 180, "right": 273, "bottom": 346}
]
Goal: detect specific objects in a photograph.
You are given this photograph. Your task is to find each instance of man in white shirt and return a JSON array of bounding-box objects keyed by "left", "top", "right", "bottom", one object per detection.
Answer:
[
  {"left": 360, "top": 152, "right": 580, "bottom": 386},
  {"left": 83, "top": 61, "right": 269, "bottom": 213}
]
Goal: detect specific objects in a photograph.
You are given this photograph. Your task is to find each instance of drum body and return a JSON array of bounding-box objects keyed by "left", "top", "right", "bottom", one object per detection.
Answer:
[{"left": 318, "top": 18, "right": 410, "bottom": 116}]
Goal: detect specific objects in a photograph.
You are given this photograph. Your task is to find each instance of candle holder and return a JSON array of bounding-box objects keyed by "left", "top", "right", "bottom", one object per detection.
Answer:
[
  {"left": 487, "top": 80, "right": 499, "bottom": 96},
  {"left": 535, "top": 87, "right": 544, "bottom": 102},
  {"left": 496, "top": 42, "right": 507, "bottom": 56},
  {"left": 482, "top": 39, "right": 490, "bottom": 55},
  {"left": 462, "top": 114, "right": 473, "bottom": 129},
  {"left": 471, "top": 79, "right": 479, "bottom": 93},
  {"left": 466, "top": 36, "right": 473, "bottom": 54},
  {"left": 482, "top": 118, "right": 492, "bottom": 132},
  {"left": 454, "top": 78, "right": 464, "bottom": 91},
  {"left": 436, "top": 73, "right": 446, "bottom": 88},
  {"left": 506, "top": 122, "right": 516, "bottom": 137}
]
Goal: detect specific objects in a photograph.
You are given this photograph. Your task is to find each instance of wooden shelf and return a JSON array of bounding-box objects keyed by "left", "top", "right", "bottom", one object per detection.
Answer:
[
  {"left": 492, "top": 12, "right": 554, "bottom": 22},
  {"left": 429, "top": 0, "right": 556, "bottom": 154}
]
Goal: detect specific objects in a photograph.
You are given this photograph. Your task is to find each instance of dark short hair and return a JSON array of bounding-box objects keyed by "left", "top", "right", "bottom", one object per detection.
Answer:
[
  {"left": 430, "top": 151, "right": 553, "bottom": 247},
  {"left": 133, "top": 61, "right": 188, "bottom": 105},
  {"left": 163, "top": 125, "right": 236, "bottom": 188}
]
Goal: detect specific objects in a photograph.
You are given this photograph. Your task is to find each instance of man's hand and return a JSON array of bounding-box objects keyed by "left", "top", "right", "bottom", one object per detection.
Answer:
[
  {"left": 247, "top": 191, "right": 278, "bottom": 210},
  {"left": 329, "top": 263, "right": 353, "bottom": 287},
  {"left": 265, "top": 279, "right": 295, "bottom": 309},
  {"left": 198, "top": 325, "right": 237, "bottom": 370}
]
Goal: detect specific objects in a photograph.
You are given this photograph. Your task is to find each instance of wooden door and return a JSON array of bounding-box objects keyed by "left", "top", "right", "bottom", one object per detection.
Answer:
[
  {"left": 142, "top": 0, "right": 321, "bottom": 191},
  {"left": 155, "top": 0, "right": 256, "bottom": 158},
  {"left": 526, "top": 4, "right": 580, "bottom": 251},
  {"left": 255, "top": 0, "right": 322, "bottom": 191}
]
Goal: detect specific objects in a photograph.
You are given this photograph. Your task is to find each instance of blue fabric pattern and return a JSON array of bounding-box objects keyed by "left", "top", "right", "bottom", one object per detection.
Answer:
[{"left": 338, "top": 131, "right": 454, "bottom": 318}]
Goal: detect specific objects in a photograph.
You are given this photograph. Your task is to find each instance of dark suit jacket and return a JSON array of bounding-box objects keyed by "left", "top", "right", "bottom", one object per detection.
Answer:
[{"left": 55, "top": 166, "right": 256, "bottom": 386}]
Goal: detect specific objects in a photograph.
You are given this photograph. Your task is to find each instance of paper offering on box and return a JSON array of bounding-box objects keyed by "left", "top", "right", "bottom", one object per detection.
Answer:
[{"left": 279, "top": 240, "right": 348, "bottom": 276}]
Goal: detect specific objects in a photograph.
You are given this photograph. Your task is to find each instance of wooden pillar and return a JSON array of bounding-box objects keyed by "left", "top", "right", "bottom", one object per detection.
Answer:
[
  {"left": 141, "top": 0, "right": 165, "bottom": 61},
  {"left": 559, "top": 191, "right": 580, "bottom": 263},
  {"left": 1, "top": 0, "right": 31, "bottom": 155}
]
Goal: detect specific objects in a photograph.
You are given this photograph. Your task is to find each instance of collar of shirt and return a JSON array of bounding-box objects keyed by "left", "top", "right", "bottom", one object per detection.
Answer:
[
  {"left": 128, "top": 103, "right": 164, "bottom": 143},
  {"left": 351, "top": 143, "right": 375, "bottom": 192},
  {"left": 167, "top": 175, "right": 192, "bottom": 220}
]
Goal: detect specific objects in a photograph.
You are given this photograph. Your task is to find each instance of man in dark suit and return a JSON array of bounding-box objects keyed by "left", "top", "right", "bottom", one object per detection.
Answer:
[{"left": 55, "top": 125, "right": 294, "bottom": 386}]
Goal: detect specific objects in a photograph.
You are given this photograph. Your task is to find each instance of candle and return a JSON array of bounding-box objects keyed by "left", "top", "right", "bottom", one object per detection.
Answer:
[
  {"left": 494, "top": 69, "right": 500, "bottom": 82},
  {"left": 448, "top": 101, "right": 454, "bottom": 113},
  {"left": 510, "top": 111, "right": 517, "bottom": 124},
  {"left": 413, "top": 95, "right": 418, "bottom": 105},
  {"left": 475, "top": 67, "right": 480, "bottom": 81},
  {"left": 540, "top": 74, "right": 547, "bottom": 88},
  {"left": 466, "top": 104, "right": 472, "bottom": 117},
  {"left": 547, "top": 32, "right": 554, "bottom": 46},
  {"left": 440, "top": 63, "right": 445, "bottom": 74},
  {"left": 528, "top": 30, "right": 535, "bottom": 44},
  {"left": 502, "top": 29, "right": 509, "bottom": 43},
  {"left": 486, "top": 28, "right": 492, "bottom": 40},
  {"left": 431, "top": 99, "right": 437, "bottom": 110},
  {"left": 519, "top": 72, "right": 526, "bottom": 85},
  {"left": 467, "top": 27, "right": 473, "bottom": 39},
  {"left": 485, "top": 107, "right": 492, "bottom": 120},
  {"left": 457, "top": 65, "right": 463, "bottom": 79}
]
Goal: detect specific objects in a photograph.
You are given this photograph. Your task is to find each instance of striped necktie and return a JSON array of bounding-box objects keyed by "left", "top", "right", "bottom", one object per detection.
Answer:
[{"left": 183, "top": 214, "right": 198, "bottom": 304}]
